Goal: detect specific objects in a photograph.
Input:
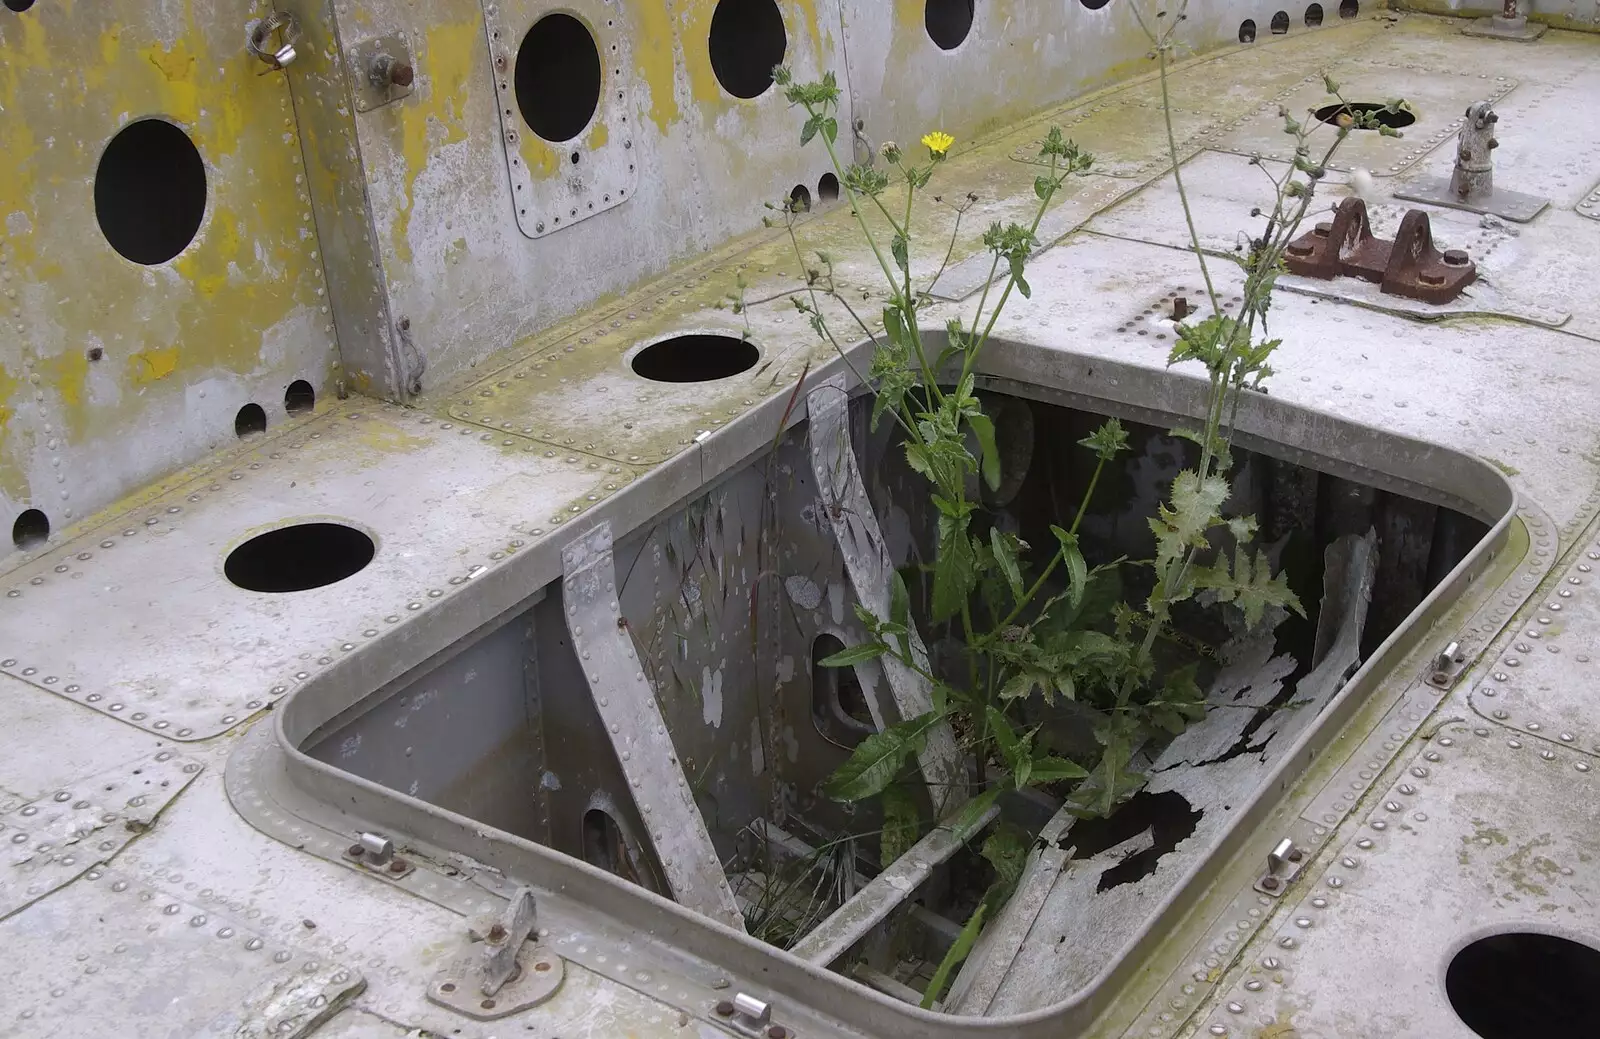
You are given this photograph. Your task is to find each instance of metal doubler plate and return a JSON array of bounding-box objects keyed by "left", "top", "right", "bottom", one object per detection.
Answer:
[
  {"left": 0, "top": 404, "right": 623, "bottom": 740},
  {"left": 1469, "top": 531, "right": 1600, "bottom": 757},
  {"left": 482, "top": 0, "right": 639, "bottom": 239},
  {"left": 1, "top": 865, "right": 364, "bottom": 1036}
]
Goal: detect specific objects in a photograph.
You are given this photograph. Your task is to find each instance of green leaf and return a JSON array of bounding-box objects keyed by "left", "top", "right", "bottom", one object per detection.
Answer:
[
  {"left": 1009, "top": 255, "right": 1031, "bottom": 299},
  {"left": 889, "top": 570, "right": 911, "bottom": 626},
  {"left": 981, "top": 823, "right": 1030, "bottom": 891},
  {"left": 921, "top": 902, "right": 988, "bottom": 1009},
  {"left": 990, "top": 527, "right": 1024, "bottom": 600},
  {"left": 999, "top": 670, "right": 1038, "bottom": 702},
  {"left": 800, "top": 115, "right": 820, "bottom": 147},
  {"left": 818, "top": 641, "right": 890, "bottom": 668},
  {"left": 986, "top": 705, "right": 1024, "bottom": 774},
  {"left": 1033, "top": 175, "right": 1057, "bottom": 201},
  {"left": 1050, "top": 525, "right": 1089, "bottom": 612},
  {"left": 1077, "top": 418, "right": 1130, "bottom": 462},
  {"left": 931, "top": 513, "right": 976, "bottom": 624},
  {"left": 880, "top": 786, "right": 920, "bottom": 867},
  {"left": 1068, "top": 724, "right": 1144, "bottom": 818},
  {"left": 822, "top": 116, "right": 838, "bottom": 144},
  {"left": 940, "top": 784, "right": 1004, "bottom": 842},
  {"left": 1029, "top": 755, "right": 1089, "bottom": 783},
  {"left": 1150, "top": 470, "right": 1231, "bottom": 569},
  {"left": 1192, "top": 546, "right": 1306, "bottom": 629},
  {"left": 967, "top": 411, "right": 1002, "bottom": 491},
  {"left": 823, "top": 712, "right": 943, "bottom": 802},
  {"left": 891, "top": 234, "right": 909, "bottom": 275}
]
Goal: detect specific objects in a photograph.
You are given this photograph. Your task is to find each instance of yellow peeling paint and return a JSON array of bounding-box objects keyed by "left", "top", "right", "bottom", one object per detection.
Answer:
[
  {"left": 0, "top": 1, "right": 336, "bottom": 502},
  {"left": 129, "top": 347, "right": 181, "bottom": 385},
  {"left": 392, "top": 21, "right": 480, "bottom": 264},
  {"left": 633, "top": 2, "right": 681, "bottom": 132}
]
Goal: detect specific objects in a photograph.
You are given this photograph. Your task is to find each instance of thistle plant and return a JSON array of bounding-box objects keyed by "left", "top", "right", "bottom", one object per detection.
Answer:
[{"left": 750, "top": 12, "right": 1396, "bottom": 992}]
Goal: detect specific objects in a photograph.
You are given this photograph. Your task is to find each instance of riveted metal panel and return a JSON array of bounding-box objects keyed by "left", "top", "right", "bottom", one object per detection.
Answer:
[
  {"left": 0, "top": 1, "right": 341, "bottom": 537},
  {"left": 482, "top": 0, "right": 639, "bottom": 238},
  {"left": 0, "top": 402, "right": 624, "bottom": 740}
]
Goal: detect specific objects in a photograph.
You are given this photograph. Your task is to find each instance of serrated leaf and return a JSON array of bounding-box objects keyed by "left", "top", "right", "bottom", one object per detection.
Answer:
[
  {"left": 822, "top": 116, "right": 838, "bottom": 144},
  {"left": 1029, "top": 755, "right": 1090, "bottom": 783},
  {"left": 800, "top": 115, "right": 820, "bottom": 147},
  {"left": 1193, "top": 546, "right": 1306, "bottom": 629},
  {"left": 1226, "top": 514, "right": 1259, "bottom": 544},
  {"left": 824, "top": 712, "right": 943, "bottom": 802},
  {"left": 818, "top": 641, "right": 890, "bottom": 667},
  {"left": 1150, "top": 470, "right": 1230, "bottom": 569},
  {"left": 1009, "top": 255, "right": 1031, "bottom": 299},
  {"left": 999, "top": 670, "right": 1038, "bottom": 702},
  {"left": 931, "top": 513, "right": 976, "bottom": 624},
  {"left": 990, "top": 528, "right": 1024, "bottom": 600},
  {"left": 891, "top": 234, "right": 909, "bottom": 275},
  {"left": 968, "top": 411, "right": 1001, "bottom": 491},
  {"left": 987, "top": 705, "right": 1023, "bottom": 774},
  {"left": 880, "top": 786, "right": 920, "bottom": 867}
]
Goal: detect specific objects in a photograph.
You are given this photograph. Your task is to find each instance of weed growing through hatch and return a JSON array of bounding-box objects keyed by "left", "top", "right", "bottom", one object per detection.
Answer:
[{"left": 731, "top": 3, "right": 1404, "bottom": 1002}]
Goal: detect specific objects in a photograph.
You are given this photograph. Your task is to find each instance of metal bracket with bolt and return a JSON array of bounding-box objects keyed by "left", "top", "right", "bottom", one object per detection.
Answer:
[
  {"left": 1426, "top": 640, "right": 1469, "bottom": 690},
  {"left": 714, "top": 992, "right": 794, "bottom": 1038},
  {"left": 341, "top": 830, "right": 416, "bottom": 879},
  {"left": 349, "top": 32, "right": 418, "bottom": 112},
  {"left": 427, "top": 887, "right": 566, "bottom": 1019},
  {"left": 1253, "top": 838, "right": 1306, "bottom": 896},
  {"left": 1462, "top": 0, "right": 1548, "bottom": 41},
  {"left": 1395, "top": 101, "right": 1549, "bottom": 223}
]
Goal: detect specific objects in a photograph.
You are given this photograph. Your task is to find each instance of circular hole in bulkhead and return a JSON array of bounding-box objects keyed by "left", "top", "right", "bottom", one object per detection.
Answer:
[
  {"left": 789, "top": 183, "right": 812, "bottom": 212},
  {"left": 1313, "top": 100, "right": 1415, "bottom": 130},
  {"left": 235, "top": 402, "right": 268, "bottom": 437},
  {"left": 11, "top": 508, "right": 48, "bottom": 550},
  {"left": 818, "top": 172, "right": 840, "bottom": 202},
  {"left": 1445, "top": 932, "right": 1600, "bottom": 1037},
  {"left": 4, "top": 0, "right": 38, "bottom": 12},
  {"left": 285, "top": 379, "right": 315, "bottom": 415},
  {"left": 1271, "top": 10, "right": 1290, "bottom": 32},
  {"left": 925, "top": 0, "right": 975, "bottom": 50},
  {"left": 1305, "top": 2, "right": 1325, "bottom": 26},
  {"left": 708, "top": 0, "right": 786, "bottom": 99},
  {"left": 1239, "top": 18, "right": 1257, "bottom": 42},
  {"left": 630, "top": 334, "right": 759, "bottom": 383},
  {"left": 1340, "top": 0, "right": 1359, "bottom": 16},
  {"left": 224, "top": 522, "right": 376, "bottom": 593},
  {"left": 1079, "top": 0, "right": 1113, "bottom": 9},
  {"left": 95, "top": 119, "right": 207, "bottom": 266},
  {"left": 515, "top": 12, "right": 602, "bottom": 143}
]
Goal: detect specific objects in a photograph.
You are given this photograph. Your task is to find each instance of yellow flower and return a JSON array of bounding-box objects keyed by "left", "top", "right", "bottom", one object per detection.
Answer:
[{"left": 921, "top": 130, "right": 955, "bottom": 158}]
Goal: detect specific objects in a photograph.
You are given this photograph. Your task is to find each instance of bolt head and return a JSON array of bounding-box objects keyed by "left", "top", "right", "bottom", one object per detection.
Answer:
[
  {"left": 1261, "top": 876, "right": 1280, "bottom": 890},
  {"left": 390, "top": 62, "right": 415, "bottom": 87},
  {"left": 388, "top": 858, "right": 407, "bottom": 873},
  {"left": 715, "top": 1001, "right": 735, "bottom": 1017}
]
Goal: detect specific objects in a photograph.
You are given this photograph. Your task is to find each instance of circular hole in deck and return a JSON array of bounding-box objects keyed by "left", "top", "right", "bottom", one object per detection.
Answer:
[
  {"left": 925, "top": 0, "right": 974, "bottom": 50},
  {"left": 818, "top": 172, "right": 840, "bottom": 202},
  {"left": 1305, "top": 2, "right": 1325, "bottom": 26},
  {"left": 789, "top": 183, "right": 812, "bottom": 212},
  {"left": 235, "top": 403, "right": 268, "bottom": 437},
  {"left": 11, "top": 509, "right": 48, "bottom": 550},
  {"left": 95, "top": 119, "right": 207, "bottom": 266},
  {"left": 1446, "top": 932, "right": 1600, "bottom": 1037},
  {"left": 225, "top": 523, "right": 376, "bottom": 593},
  {"left": 1239, "top": 18, "right": 1257, "bottom": 42},
  {"left": 1313, "top": 100, "right": 1415, "bottom": 129},
  {"left": 285, "top": 380, "right": 315, "bottom": 415},
  {"left": 515, "top": 12, "right": 602, "bottom": 143},
  {"left": 708, "top": 0, "right": 786, "bottom": 99},
  {"left": 630, "top": 335, "right": 759, "bottom": 383}
]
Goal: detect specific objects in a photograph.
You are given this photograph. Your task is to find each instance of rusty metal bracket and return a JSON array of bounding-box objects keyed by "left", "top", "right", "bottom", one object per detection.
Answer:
[
  {"left": 339, "top": 830, "right": 416, "bottom": 879},
  {"left": 427, "top": 887, "right": 566, "bottom": 1019},
  {"left": 1284, "top": 197, "right": 1477, "bottom": 305},
  {"left": 1253, "top": 837, "right": 1307, "bottom": 897},
  {"left": 1426, "top": 639, "right": 1470, "bottom": 690}
]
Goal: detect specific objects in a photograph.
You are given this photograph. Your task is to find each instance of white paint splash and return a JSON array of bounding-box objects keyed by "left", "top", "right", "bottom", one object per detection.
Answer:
[{"left": 701, "top": 665, "right": 723, "bottom": 728}]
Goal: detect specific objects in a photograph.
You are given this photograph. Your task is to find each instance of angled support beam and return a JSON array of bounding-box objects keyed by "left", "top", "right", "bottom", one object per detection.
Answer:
[
  {"left": 790, "top": 801, "right": 1000, "bottom": 966},
  {"left": 806, "top": 376, "right": 967, "bottom": 816},
  {"left": 561, "top": 522, "right": 745, "bottom": 931}
]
